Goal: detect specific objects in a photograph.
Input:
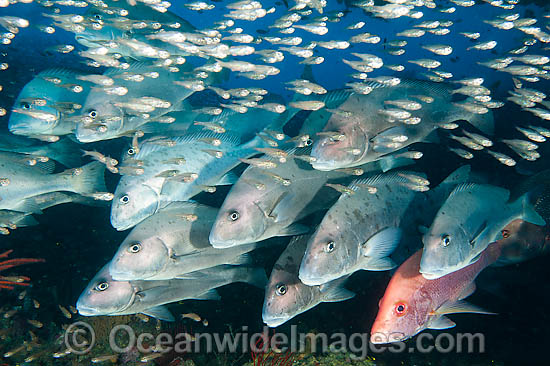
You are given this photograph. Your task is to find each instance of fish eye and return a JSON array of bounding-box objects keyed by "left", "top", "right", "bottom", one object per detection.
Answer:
[
  {"left": 94, "top": 282, "right": 109, "bottom": 291},
  {"left": 394, "top": 302, "right": 407, "bottom": 316},
  {"left": 228, "top": 211, "right": 240, "bottom": 221},
  {"left": 276, "top": 283, "right": 287, "bottom": 296},
  {"left": 305, "top": 138, "right": 313, "bottom": 146},
  {"left": 20, "top": 102, "right": 30, "bottom": 109},
  {"left": 93, "top": 13, "right": 102, "bottom": 21},
  {"left": 127, "top": 148, "right": 135, "bottom": 156},
  {"left": 119, "top": 195, "right": 130, "bottom": 204},
  {"left": 88, "top": 109, "right": 98, "bottom": 119},
  {"left": 441, "top": 235, "right": 451, "bottom": 247},
  {"left": 501, "top": 229, "right": 510, "bottom": 239},
  {"left": 128, "top": 242, "right": 141, "bottom": 253},
  {"left": 324, "top": 241, "right": 335, "bottom": 253}
]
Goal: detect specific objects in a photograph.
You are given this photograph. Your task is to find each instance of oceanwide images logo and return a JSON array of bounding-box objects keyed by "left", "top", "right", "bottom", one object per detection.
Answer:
[{"left": 64, "top": 321, "right": 486, "bottom": 359}]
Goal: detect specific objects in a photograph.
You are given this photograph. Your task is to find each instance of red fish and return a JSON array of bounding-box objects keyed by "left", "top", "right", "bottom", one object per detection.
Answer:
[{"left": 370, "top": 243, "right": 500, "bottom": 344}]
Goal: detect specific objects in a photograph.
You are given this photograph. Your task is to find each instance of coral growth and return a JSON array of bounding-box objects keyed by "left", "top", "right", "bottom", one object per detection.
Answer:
[{"left": 0, "top": 249, "right": 44, "bottom": 290}]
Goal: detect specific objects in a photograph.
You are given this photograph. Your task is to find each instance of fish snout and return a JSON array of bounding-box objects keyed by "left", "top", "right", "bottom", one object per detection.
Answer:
[
  {"left": 311, "top": 131, "right": 365, "bottom": 170},
  {"left": 298, "top": 258, "right": 327, "bottom": 286}
]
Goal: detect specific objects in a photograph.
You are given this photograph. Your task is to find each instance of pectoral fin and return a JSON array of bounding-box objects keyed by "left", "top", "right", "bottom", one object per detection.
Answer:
[
  {"left": 435, "top": 300, "right": 496, "bottom": 316},
  {"left": 142, "top": 306, "right": 174, "bottom": 322},
  {"left": 427, "top": 315, "right": 456, "bottom": 330}
]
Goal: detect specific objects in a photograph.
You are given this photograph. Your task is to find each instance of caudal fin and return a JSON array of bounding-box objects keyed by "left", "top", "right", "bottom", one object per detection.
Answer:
[
  {"left": 518, "top": 192, "right": 546, "bottom": 226},
  {"left": 453, "top": 99, "right": 495, "bottom": 135},
  {"left": 234, "top": 266, "right": 268, "bottom": 289},
  {"left": 63, "top": 162, "right": 107, "bottom": 196}
]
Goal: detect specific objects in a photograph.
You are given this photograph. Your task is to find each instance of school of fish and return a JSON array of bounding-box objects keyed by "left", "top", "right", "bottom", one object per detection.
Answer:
[{"left": 0, "top": 0, "right": 549, "bottom": 346}]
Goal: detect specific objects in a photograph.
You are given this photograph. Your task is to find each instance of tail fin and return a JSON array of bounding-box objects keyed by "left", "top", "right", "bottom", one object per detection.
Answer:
[
  {"left": 517, "top": 191, "right": 546, "bottom": 226},
  {"left": 234, "top": 266, "right": 268, "bottom": 289},
  {"left": 453, "top": 99, "right": 494, "bottom": 135},
  {"left": 63, "top": 162, "right": 107, "bottom": 195},
  {"left": 378, "top": 154, "right": 416, "bottom": 172},
  {"left": 39, "top": 138, "right": 82, "bottom": 167}
]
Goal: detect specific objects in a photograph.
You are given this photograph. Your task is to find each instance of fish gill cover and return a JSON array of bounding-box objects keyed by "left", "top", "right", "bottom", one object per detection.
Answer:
[{"left": 0, "top": 0, "right": 549, "bottom": 365}]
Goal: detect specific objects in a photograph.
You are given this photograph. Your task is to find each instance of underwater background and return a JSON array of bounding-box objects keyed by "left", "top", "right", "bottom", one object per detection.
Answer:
[{"left": 0, "top": 0, "right": 550, "bottom": 365}]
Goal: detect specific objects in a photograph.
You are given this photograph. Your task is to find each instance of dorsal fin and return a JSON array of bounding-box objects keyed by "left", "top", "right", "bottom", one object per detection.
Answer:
[{"left": 300, "top": 65, "right": 316, "bottom": 83}]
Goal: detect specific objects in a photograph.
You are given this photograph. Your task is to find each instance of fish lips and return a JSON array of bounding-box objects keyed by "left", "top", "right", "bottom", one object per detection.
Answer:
[
  {"left": 370, "top": 331, "right": 407, "bottom": 344},
  {"left": 75, "top": 297, "right": 102, "bottom": 316},
  {"left": 310, "top": 126, "right": 369, "bottom": 170},
  {"left": 262, "top": 314, "right": 291, "bottom": 328},
  {"left": 208, "top": 229, "right": 240, "bottom": 248},
  {"left": 110, "top": 215, "right": 135, "bottom": 232},
  {"left": 108, "top": 264, "right": 143, "bottom": 281},
  {"left": 298, "top": 265, "right": 334, "bottom": 286},
  {"left": 75, "top": 35, "right": 103, "bottom": 49},
  {"left": 418, "top": 269, "right": 447, "bottom": 280}
]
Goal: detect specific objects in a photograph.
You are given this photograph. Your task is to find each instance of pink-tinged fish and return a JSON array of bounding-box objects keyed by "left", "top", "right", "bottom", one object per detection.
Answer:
[
  {"left": 496, "top": 219, "right": 550, "bottom": 265},
  {"left": 370, "top": 243, "right": 500, "bottom": 344}
]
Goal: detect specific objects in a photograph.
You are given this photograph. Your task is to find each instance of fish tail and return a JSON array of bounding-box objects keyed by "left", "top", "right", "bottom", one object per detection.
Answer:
[
  {"left": 62, "top": 161, "right": 107, "bottom": 196},
  {"left": 452, "top": 99, "right": 494, "bottom": 135},
  {"left": 234, "top": 266, "right": 268, "bottom": 289},
  {"left": 515, "top": 191, "right": 546, "bottom": 226}
]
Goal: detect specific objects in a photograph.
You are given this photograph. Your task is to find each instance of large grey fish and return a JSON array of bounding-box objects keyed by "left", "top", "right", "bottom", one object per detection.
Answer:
[
  {"left": 75, "top": 63, "right": 196, "bottom": 143},
  {"left": 209, "top": 145, "right": 412, "bottom": 248},
  {"left": 299, "top": 166, "right": 470, "bottom": 286},
  {"left": 74, "top": 0, "right": 196, "bottom": 59},
  {"left": 0, "top": 134, "right": 81, "bottom": 167},
  {"left": 0, "top": 152, "right": 106, "bottom": 213},
  {"left": 9, "top": 68, "right": 92, "bottom": 138},
  {"left": 421, "top": 183, "right": 546, "bottom": 279},
  {"left": 188, "top": 94, "right": 291, "bottom": 143},
  {"left": 76, "top": 263, "right": 267, "bottom": 321},
  {"left": 310, "top": 80, "right": 494, "bottom": 171},
  {"left": 0, "top": 191, "right": 104, "bottom": 232},
  {"left": 109, "top": 202, "right": 261, "bottom": 281},
  {"left": 262, "top": 235, "right": 355, "bottom": 328},
  {"left": 110, "top": 132, "right": 263, "bottom": 231}
]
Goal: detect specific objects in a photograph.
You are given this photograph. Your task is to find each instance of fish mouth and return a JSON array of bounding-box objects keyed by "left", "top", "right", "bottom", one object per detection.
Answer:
[
  {"left": 75, "top": 35, "right": 101, "bottom": 48},
  {"left": 311, "top": 125, "right": 369, "bottom": 171},
  {"left": 370, "top": 332, "right": 407, "bottom": 344},
  {"left": 298, "top": 269, "right": 331, "bottom": 286},
  {"left": 75, "top": 303, "right": 100, "bottom": 316},
  {"left": 419, "top": 260, "right": 456, "bottom": 279},
  {"left": 208, "top": 230, "right": 237, "bottom": 248},
  {"left": 110, "top": 218, "right": 133, "bottom": 232},
  {"left": 109, "top": 266, "right": 138, "bottom": 281},
  {"left": 263, "top": 315, "right": 290, "bottom": 328},
  {"left": 8, "top": 125, "right": 32, "bottom": 134},
  {"left": 419, "top": 270, "right": 445, "bottom": 280}
]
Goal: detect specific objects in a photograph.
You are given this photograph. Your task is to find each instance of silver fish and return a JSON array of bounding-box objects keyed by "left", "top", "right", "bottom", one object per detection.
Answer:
[
  {"left": 421, "top": 183, "right": 546, "bottom": 280},
  {"left": 262, "top": 235, "right": 354, "bottom": 327},
  {"left": 109, "top": 202, "right": 260, "bottom": 281}
]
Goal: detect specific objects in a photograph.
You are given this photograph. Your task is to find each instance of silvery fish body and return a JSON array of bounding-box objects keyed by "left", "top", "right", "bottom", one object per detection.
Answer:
[
  {"left": 76, "top": 64, "right": 195, "bottom": 142},
  {"left": 9, "top": 69, "right": 91, "bottom": 138},
  {"left": 263, "top": 235, "right": 355, "bottom": 327},
  {"left": 209, "top": 145, "right": 410, "bottom": 248},
  {"left": 77, "top": 263, "right": 267, "bottom": 321},
  {"left": 0, "top": 152, "right": 106, "bottom": 213},
  {"left": 111, "top": 132, "right": 263, "bottom": 231},
  {"left": 421, "top": 183, "right": 546, "bottom": 279},
  {"left": 310, "top": 80, "right": 494, "bottom": 170},
  {"left": 299, "top": 166, "right": 470, "bottom": 286},
  {"left": 109, "top": 202, "right": 261, "bottom": 280}
]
